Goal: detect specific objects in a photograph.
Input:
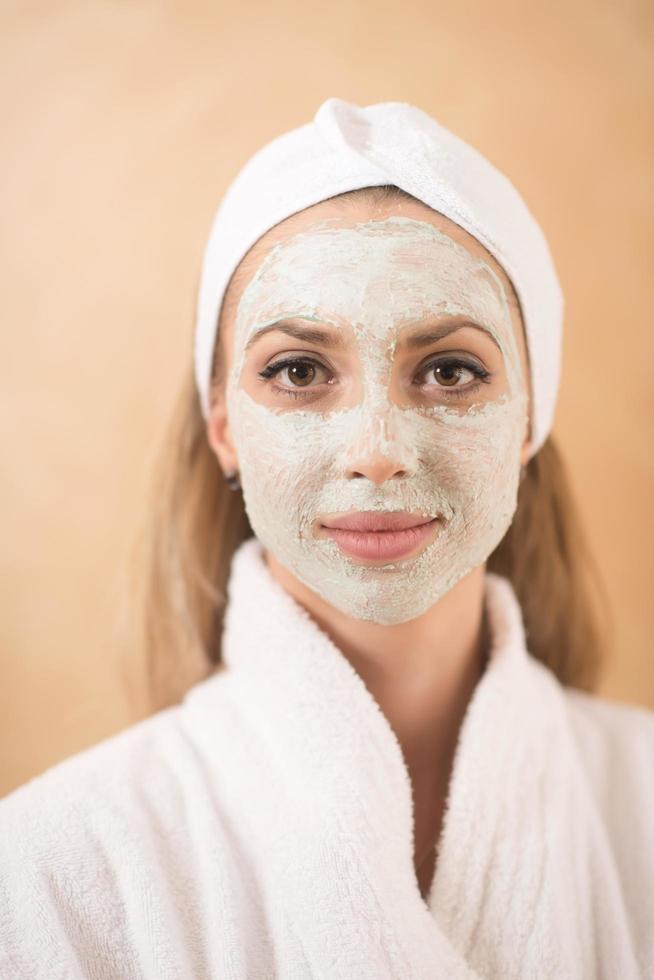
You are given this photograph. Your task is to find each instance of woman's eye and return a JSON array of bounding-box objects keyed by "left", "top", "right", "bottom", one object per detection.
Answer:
[
  {"left": 417, "top": 357, "right": 491, "bottom": 398},
  {"left": 257, "top": 357, "right": 331, "bottom": 399}
]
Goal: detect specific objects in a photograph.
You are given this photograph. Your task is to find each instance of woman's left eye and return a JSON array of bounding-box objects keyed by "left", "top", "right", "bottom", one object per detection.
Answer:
[{"left": 416, "top": 356, "right": 492, "bottom": 399}]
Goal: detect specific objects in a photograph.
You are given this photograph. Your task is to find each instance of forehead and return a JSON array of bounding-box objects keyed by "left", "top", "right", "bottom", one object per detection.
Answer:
[{"left": 240, "top": 218, "right": 510, "bottom": 331}]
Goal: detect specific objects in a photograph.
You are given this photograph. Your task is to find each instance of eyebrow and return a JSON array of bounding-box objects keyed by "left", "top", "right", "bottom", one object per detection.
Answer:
[
  {"left": 243, "top": 317, "right": 501, "bottom": 354},
  {"left": 400, "top": 320, "right": 501, "bottom": 353},
  {"left": 244, "top": 320, "right": 348, "bottom": 353}
]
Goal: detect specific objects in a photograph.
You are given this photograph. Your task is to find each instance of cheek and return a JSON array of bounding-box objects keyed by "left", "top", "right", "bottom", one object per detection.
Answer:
[
  {"left": 227, "top": 388, "right": 333, "bottom": 483},
  {"left": 412, "top": 401, "right": 527, "bottom": 547},
  {"left": 407, "top": 395, "right": 528, "bottom": 478}
]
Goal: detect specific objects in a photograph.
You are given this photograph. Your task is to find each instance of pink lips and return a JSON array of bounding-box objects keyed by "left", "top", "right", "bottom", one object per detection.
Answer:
[{"left": 319, "top": 511, "right": 440, "bottom": 561}]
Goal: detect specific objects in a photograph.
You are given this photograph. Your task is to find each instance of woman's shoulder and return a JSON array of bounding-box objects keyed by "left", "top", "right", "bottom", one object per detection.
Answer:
[
  {"left": 1, "top": 669, "right": 238, "bottom": 823},
  {"left": 563, "top": 685, "right": 654, "bottom": 761},
  {"left": 0, "top": 704, "right": 200, "bottom": 909},
  {"left": 562, "top": 686, "right": 654, "bottom": 838},
  {"left": 0, "top": 686, "right": 246, "bottom": 885},
  {"left": 1, "top": 703, "right": 182, "bottom": 823}
]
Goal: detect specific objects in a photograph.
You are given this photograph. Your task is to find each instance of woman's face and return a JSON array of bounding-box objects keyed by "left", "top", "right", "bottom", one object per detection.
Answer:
[{"left": 208, "top": 197, "right": 532, "bottom": 625}]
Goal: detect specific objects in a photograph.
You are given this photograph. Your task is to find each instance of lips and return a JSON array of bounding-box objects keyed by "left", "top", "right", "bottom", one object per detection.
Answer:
[
  {"left": 319, "top": 511, "right": 440, "bottom": 561},
  {"left": 320, "top": 511, "right": 435, "bottom": 532}
]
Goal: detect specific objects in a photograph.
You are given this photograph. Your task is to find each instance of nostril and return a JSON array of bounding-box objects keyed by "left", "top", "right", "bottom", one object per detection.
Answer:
[{"left": 346, "top": 461, "right": 408, "bottom": 485}]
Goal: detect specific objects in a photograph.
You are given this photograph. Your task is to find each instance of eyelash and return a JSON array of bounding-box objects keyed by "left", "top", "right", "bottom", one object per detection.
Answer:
[{"left": 257, "top": 355, "right": 492, "bottom": 401}]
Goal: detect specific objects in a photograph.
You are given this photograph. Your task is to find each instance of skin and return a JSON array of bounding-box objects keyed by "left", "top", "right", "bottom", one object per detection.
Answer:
[{"left": 206, "top": 195, "right": 533, "bottom": 901}]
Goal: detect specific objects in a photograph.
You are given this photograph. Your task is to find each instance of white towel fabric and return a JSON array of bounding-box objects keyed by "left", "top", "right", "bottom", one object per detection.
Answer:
[
  {"left": 194, "top": 97, "right": 564, "bottom": 459},
  {"left": 1, "top": 535, "right": 653, "bottom": 979}
]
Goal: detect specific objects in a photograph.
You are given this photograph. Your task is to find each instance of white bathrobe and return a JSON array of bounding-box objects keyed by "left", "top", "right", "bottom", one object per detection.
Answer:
[{"left": 1, "top": 536, "right": 653, "bottom": 979}]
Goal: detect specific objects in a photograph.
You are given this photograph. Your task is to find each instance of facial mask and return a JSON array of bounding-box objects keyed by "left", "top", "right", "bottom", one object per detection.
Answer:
[{"left": 225, "top": 217, "right": 528, "bottom": 624}]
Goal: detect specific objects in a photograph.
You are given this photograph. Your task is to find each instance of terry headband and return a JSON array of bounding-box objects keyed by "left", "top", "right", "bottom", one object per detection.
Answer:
[{"left": 193, "top": 97, "right": 563, "bottom": 457}]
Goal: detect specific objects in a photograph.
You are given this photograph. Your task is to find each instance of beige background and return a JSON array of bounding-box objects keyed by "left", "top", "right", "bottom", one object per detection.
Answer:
[{"left": 1, "top": 0, "right": 652, "bottom": 796}]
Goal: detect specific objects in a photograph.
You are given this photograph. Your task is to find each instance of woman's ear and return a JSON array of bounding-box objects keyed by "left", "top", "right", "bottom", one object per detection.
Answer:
[
  {"left": 519, "top": 406, "right": 533, "bottom": 468},
  {"left": 519, "top": 437, "right": 533, "bottom": 468},
  {"left": 206, "top": 398, "right": 239, "bottom": 475}
]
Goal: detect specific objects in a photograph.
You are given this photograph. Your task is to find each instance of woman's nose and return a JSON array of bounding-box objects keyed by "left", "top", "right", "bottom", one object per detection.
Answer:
[{"left": 339, "top": 411, "right": 418, "bottom": 484}]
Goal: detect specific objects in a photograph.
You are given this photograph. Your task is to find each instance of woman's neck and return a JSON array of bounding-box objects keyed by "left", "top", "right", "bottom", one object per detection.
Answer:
[{"left": 264, "top": 550, "right": 488, "bottom": 777}]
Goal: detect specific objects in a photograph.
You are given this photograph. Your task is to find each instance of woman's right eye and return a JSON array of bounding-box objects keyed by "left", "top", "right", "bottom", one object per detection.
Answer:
[{"left": 257, "top": 356, "right": 332, "bottom": 399}]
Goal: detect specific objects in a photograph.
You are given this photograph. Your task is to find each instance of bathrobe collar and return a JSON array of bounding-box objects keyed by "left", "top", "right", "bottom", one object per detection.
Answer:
[{"left": 199, "top": 535, "right": 631, "bottom": 978}]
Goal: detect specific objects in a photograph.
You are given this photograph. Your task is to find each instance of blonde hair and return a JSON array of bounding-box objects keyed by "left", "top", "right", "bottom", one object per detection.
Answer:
[{"left": 125, "top": 186, "right": 611, "bottom": 714}]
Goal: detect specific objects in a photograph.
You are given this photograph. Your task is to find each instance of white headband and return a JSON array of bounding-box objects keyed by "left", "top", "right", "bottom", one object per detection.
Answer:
[{"left": 194, "top": 97, "right": 563, "bottom": 457}]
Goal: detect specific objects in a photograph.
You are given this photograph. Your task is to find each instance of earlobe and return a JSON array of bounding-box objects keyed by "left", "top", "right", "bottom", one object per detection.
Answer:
[
  {"left": 206, "top": 406, "right": 239, "bottom": 473},
  {"left": 519, "top": 410, "right": 533, "bottom": 468},
  {"left": 518, "top": 429, "right": 534, "bottom": 470},
  {"left": 205, "top": 409, "right": 223, "bottom": 455},
  {"left": 520, "top": 441, "right": 533, "bottom": 468}
]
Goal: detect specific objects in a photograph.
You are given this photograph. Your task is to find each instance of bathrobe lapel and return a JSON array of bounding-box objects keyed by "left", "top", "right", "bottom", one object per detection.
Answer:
[{"left": 184, "top": 536, "right": 640, "bottom": 979}]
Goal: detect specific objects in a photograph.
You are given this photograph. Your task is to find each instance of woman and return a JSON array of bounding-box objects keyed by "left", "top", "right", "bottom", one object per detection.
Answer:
[{"left": 1, "top": 98, "right": 652, "bottom": 979}]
